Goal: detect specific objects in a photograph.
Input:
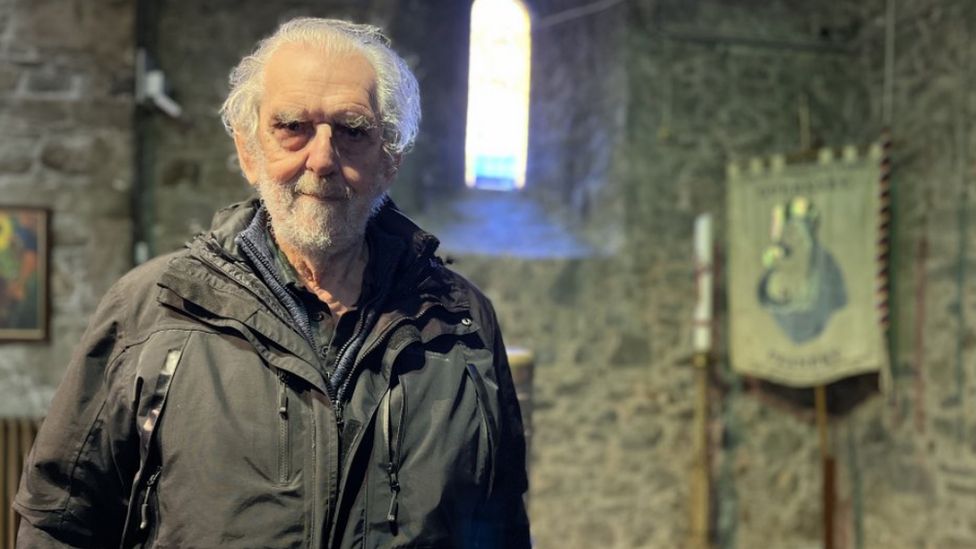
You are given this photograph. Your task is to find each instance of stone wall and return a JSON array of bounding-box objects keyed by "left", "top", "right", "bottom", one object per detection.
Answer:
[
  {"left": 0, "top": 0, "right": 133, "bottom": 414},
  {"left": 867, "top": 1, "right": 976, "bottom": 547}
]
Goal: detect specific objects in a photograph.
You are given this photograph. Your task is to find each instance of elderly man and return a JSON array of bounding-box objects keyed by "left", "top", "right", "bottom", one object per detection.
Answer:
[{"left": 15, "top": 18, "right": 530, "bottom": 548}]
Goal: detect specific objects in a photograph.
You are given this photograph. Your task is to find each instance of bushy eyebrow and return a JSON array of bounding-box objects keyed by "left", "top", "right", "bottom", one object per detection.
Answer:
[
  {"left": 269, "top": 109, "right": 308, "bottom": 126},
  {"left": 268, "top": 109, "right": 378, "bottom": 129},
  {"left": 337, "top": 112, "right": 378, "bottom": 130}
]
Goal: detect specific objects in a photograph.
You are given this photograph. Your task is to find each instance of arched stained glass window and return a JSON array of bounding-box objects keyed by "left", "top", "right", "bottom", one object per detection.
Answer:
[{"left": 465, "top": 0, "right": 531, "bottom": 191}]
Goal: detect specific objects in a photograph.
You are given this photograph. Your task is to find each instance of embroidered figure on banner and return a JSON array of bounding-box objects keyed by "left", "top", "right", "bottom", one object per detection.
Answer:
[{"left": 757, "top": 196, "right": 847, "bottom": 344}]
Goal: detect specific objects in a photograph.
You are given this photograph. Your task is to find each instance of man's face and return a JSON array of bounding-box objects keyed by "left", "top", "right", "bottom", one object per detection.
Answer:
[{"left": 235, "top": 42, "right": 395, "bottom": 252}]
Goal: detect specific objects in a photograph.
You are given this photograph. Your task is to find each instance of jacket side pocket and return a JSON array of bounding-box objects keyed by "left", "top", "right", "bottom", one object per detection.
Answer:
[
  {"left": 138, "top": 466, "right": 162, "bottom": 540},
  {"left": 381, "top": 374, "right": 406, "bottom": 531},
  {"left": 464, "top": 363, "right": 497, "bottom": 503},
  {"left": 276, "top": 370, "right": 291, "bottom": 485},
  {"left": 122, "top": 341, "right": 188, "bottom": 548}
]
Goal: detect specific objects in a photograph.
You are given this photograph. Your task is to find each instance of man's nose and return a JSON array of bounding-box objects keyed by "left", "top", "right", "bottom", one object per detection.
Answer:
[{"left": 305, "top": 124, "right": 338, "bottom": 175}]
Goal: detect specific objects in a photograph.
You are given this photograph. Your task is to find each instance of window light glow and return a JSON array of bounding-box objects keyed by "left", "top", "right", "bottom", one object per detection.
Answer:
[{"left": 465, "top": 0, "right": 531, "bottom": 190}]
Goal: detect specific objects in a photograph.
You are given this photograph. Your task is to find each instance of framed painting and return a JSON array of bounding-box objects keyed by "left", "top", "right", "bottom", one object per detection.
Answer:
[{"left": 0, "top": 206, "right": 48, "bottom": 340}]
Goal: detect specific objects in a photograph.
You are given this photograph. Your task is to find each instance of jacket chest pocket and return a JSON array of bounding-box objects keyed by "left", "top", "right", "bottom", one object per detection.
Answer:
[
  {"left": 367, "top": 350, "right": 497, "bottom": 546},
  {"left": 153, "top": 349, "right": 306, "bottom": 500},
  {"left": 134, "top": 332, "right": 311, "bottom": 547}
]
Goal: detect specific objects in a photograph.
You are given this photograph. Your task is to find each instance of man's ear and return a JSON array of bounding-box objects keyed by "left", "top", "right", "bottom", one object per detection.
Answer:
[
  {"left": 233, "top": 131, "right": 259, "bottom": 185},
  {"left": 383, "top": 151, "right": 402, "bottom": 182}
]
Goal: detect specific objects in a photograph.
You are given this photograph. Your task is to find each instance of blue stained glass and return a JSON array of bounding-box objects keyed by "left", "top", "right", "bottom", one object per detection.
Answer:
[{"left": 474, "top": 155, "right": 517, "bottom": 190}]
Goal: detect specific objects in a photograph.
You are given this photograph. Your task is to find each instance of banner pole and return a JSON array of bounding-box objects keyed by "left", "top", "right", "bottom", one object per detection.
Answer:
[
  {"left": 690, "top": 352, "right": 711, "bottom": 549},
  {"left": 691, "top": 214, "right": 713, "bottom": 549},
  {"left": 815, "top": 385, "right": 835, "bottom": 549}
]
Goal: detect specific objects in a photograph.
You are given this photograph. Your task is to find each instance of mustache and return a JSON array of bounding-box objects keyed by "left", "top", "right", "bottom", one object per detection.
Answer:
[{"left": 292, "top": 173, "right": 352, "bottom": 199}]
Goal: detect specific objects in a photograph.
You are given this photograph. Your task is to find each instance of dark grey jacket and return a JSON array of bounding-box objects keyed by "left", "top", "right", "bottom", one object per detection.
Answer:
[{"left": 14, "top": 199, "right": 531, "bottom": 548}]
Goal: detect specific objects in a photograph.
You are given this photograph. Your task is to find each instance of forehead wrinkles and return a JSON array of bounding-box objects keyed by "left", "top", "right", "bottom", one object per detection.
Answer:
[{"left": 263, "top": 43, "right": 379, "bottom": 106}]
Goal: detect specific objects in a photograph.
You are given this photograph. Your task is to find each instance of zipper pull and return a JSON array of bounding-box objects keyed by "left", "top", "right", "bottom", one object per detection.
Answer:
[
  {"left": 386, "top": 462, "right": 400, "bottom": 524},
  {"left": 386, "top": 490, "right": 399, "bottom": 525},
  {"left": 140, "top": 468, "right": 162, "bottom": 531},
  {"left": 278, "top": 374, "right": 288, "bottom": 417}
]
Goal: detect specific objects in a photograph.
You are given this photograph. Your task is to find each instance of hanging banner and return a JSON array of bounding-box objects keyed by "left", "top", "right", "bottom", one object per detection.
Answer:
[{"left": 727, "top": 145, "right": 889, "bottom": 387}]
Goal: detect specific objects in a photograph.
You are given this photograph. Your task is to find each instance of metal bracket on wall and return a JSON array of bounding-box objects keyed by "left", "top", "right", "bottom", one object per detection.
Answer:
[{"left": 135, "top": 49, "right": 182, "bottom": 118}]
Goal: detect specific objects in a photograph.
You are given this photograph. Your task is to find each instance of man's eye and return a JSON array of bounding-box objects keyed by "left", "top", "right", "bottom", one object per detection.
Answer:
[
  {"left": 336, "top": 124, "right": 369, "bottom": 140},
  {"left": 271, "top": 121, "right": 312, "bottom": 150},
  {"left": 275, "top": 121, "right": 307, "bottom": 134}
]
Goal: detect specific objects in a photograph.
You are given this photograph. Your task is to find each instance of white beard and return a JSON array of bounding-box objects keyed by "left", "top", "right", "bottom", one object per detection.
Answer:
[{"left": 257, "top": 169, "right": 388, "bottom": 255}]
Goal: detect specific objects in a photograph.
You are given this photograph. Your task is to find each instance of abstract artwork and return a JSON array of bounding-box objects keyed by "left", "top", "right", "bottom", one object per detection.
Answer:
[{"left": 0, "top": 207, "right": 48, "bottom": 340}]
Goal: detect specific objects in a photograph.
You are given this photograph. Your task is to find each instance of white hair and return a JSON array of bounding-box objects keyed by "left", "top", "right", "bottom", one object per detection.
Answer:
[{"left": 220, "top": 17, "right": 421, "bottom": 156}]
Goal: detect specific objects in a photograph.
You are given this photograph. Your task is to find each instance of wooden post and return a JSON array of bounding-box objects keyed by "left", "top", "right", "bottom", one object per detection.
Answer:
[
  {"left": 815, "top": 386, "right": 835, "bottom": 549},
  {"left": 690, "top": 213, "right": 713, "bottom": 549},
  {"left": 690, "top": 352, "right": 711, "bottom": 549}
]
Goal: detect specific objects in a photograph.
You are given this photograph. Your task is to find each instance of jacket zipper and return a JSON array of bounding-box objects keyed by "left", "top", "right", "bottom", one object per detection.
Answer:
[
  {"left": 325, "top": 315, "right": 411, "bottom": 545},
  {"left": 331, "top": 311, "right": 390, "bottom": 427},
  {"left": 277, "top": 370, "right": 290, "bottom": 484},
  {"left": 326, "top": 304, "right": 447, "bottom": 545},
  {"left": 331, "top": 318, "right": 360, "bottom": 428},
  {"left": 139, "top": 467, "right": 163, "bottom": 531},
  {"left": 383, "top": 375, "right": 406, "bottom": 527},
  {"left": 331, "top": 289, "right": 386, "bottom": 428}
]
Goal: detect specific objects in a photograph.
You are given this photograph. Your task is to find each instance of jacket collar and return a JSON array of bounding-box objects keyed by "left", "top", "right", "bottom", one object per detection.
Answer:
[
  {"left": 155, "top": 198, "right": 468, "bottom": 382},
  {"left": 203, "top": 196, "right": 440, "bottom": 264}
]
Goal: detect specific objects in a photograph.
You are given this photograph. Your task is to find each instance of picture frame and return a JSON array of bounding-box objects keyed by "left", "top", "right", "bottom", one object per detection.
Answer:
[{"left": 0, "top": 206, "right": 48, "bottom": 341}]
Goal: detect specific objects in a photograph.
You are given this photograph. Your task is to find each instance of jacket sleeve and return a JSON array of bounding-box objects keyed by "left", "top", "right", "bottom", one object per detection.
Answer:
[
  {"left": 14, "top": 282, "right": 139, "bottom": 548},
  {"left": 480, "top": 306, "right": 532, "bottom": 548}
]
